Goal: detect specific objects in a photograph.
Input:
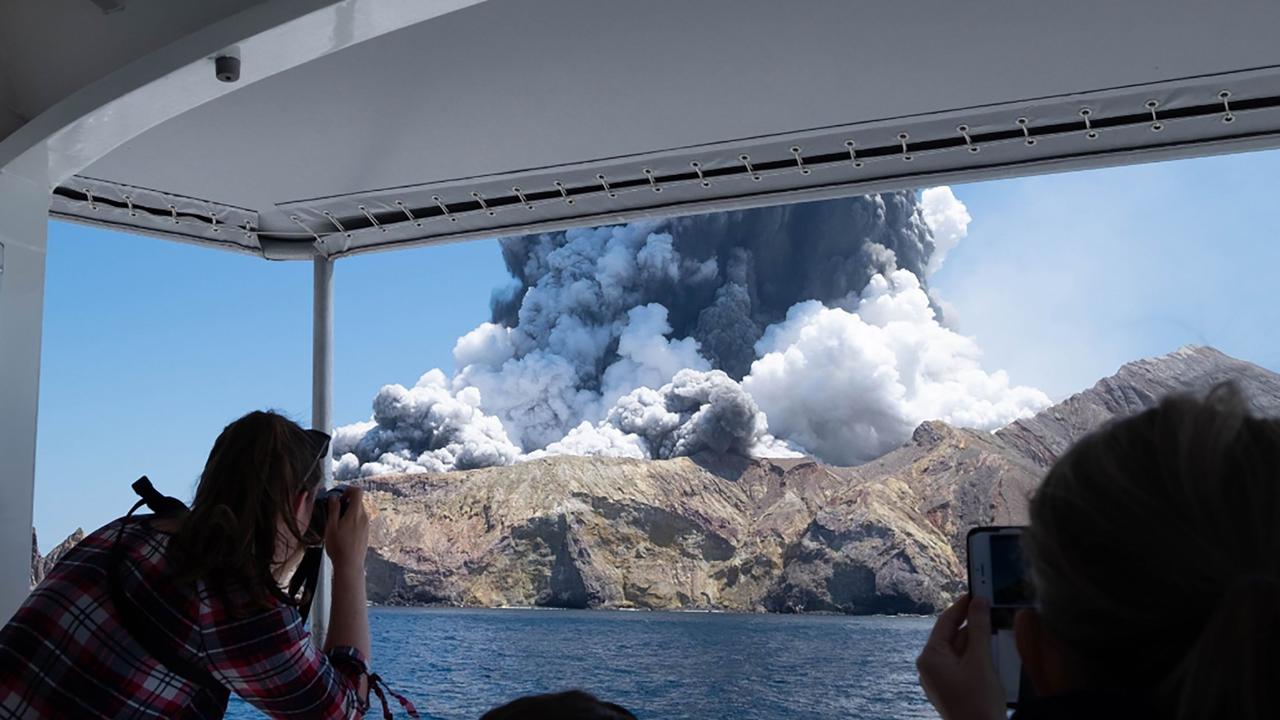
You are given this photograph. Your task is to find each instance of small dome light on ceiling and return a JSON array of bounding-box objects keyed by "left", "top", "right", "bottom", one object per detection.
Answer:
[{"left": 215, "top": 55, "right": 240, "bottom": 83}]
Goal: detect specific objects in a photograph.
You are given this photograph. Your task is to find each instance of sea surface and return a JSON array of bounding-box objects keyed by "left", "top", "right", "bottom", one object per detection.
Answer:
[{"left": 227, "top": 607, "right": 938, "bottom": 720}]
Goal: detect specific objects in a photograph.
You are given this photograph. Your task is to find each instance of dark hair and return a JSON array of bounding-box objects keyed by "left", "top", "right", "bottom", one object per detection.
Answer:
[
  {"left": 1026, "top": 383, "right": 1280, "bottom": 719},
  {"left": 479, "top": 690, "right": 636, "bottom": 720},
  {"left": 170, "top": 411, "right": 327, "bottom": 608}
]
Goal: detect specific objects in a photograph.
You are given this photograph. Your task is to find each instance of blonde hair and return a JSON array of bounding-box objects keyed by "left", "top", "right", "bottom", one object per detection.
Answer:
[{"left": 1026, "top": 383, "right": 1280, "bottom": 718}]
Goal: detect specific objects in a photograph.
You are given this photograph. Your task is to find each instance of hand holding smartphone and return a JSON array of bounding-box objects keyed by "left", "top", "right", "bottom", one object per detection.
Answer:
[{"left": 967, "top": 526, "right": 1034, "bottom": 708}]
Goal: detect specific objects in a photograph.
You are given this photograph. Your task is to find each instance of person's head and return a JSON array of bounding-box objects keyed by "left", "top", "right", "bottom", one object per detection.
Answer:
[
  {"left": 1016, "top": 383, "right": 1280, "bottom": 718},
  {"left": 171, "top": 411, "right": 329, "bottom": 607},
  {"left": 479, "top": 690, "right": 636, "bottom": 720}
]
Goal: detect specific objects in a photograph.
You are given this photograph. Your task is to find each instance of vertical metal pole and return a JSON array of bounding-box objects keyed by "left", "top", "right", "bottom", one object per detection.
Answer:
[
  {"left": 0, "top": 168, "right": 50, "bottom": 622},
  {"left": 309, "top": 256, "right": 334, "bottom": 647}
]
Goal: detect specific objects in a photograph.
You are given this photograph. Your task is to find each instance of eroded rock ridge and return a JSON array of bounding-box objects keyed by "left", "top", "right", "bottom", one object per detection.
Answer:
[{"left": 361, "top": 346, "right": 1280, "bottom": 613}]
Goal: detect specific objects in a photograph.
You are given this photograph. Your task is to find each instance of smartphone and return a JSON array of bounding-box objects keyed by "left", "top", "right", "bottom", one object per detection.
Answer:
[{"left": 967, "top": 526, "right": 1034, "bottom": 708}]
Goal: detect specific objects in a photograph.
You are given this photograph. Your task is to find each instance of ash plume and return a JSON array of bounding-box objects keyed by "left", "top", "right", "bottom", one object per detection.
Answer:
[
  {"left": 334, "top": 188, "right": 1048, "bottom": 479},
  {"left": 532, "top": 368, "right": 800, "bottom": 462},
  {"left": 491, "top": 193, "right": 936, "bottom": 382}
]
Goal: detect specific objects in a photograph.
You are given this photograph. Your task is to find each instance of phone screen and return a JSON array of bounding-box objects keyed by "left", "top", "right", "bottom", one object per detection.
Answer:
[
  {"left": 968, "top": 527, "right": 1034, "bottom": 708},
  {"left": 990, "top": 534, "right": 1032, "bottom": 606}
]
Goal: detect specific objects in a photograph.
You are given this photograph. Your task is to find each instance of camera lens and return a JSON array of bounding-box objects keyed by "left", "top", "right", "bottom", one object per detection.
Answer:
[{"left": 307, "top": 487, "right": 348, "bottom": 542}]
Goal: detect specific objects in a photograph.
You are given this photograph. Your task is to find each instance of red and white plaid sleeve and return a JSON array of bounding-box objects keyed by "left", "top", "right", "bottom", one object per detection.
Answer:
[{"left": 202, "top": 600, "right": 369, "bottom": 719}]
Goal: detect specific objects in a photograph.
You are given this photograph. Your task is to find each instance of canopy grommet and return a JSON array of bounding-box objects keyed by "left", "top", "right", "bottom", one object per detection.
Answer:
[
  {"left": 643, "top": 168, "right": 663, "bottom": 192},
  {"left": 394, "top": 200, "right": 423, "bottom": 227},
  {"left": 1145, "top": 99, "right": 1164, "bottom": 132},
  {"left": 512, "top": 187, "right": 534, "bottom": 210},
  {"left": 470, "top": 191, "right": 495, "bottom": 216},
  {"left": 432, "top": 195, "right": 458, "bottom": 221},
  {"left": 790, "top": 146, "right": 811, "bottom": 175},
  {"left": 321, "top": 210, "right": 352, "bottom": 238},
  {"left": 556, "top": 180, "right": 578, "bottom": 204},
  {"left": 1079, "top": 108, "right": 1098, "bottom": 139},
  {"left": 690, "top": 161, "right": 711, "bottom": 188},
  {"left": 358, "top": 205, "right": 387, "bottom": 232},
  {"left": 1016, "top": 117, "right": 1037, "bottom": 146},
  {"left": 844, "top": 140, "right": 863, "bottom": 168},
  {"left": 593, "top": 175, "right": 614, "bottom": 199}
]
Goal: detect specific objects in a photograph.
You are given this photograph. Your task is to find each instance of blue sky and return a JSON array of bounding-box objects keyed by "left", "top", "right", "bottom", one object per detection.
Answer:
[{"left": 33, "top": 149, "right": 1280, "bottom": 548}]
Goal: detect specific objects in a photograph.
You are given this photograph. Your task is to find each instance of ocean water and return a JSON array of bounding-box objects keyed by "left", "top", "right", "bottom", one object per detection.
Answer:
[{"left": 227, "top": 607, "right": 938, "bottom": 720}]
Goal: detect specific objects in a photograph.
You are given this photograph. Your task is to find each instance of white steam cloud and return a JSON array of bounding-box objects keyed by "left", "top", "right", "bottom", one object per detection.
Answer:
[
  {"left": 743, "top": 270, "right": 1049, "bottom": 465},
  {"left": 920, "top": 186, "right": 970, "bottom": 277},
  {"left": 333, "top": 188, "right": 1047, "bottom": 479}
]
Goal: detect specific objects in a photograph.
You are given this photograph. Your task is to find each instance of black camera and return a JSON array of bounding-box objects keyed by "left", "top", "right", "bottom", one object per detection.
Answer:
[{"left": 307, "top": 487, "right": 350, "bottom": 543}]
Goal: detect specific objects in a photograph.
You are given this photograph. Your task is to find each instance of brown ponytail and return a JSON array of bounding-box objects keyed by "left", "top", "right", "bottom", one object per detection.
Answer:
[
  {"left": 1025, "top": 383, "right": 1280, "bottom": 718},
  {"left": 169, "top": 411, "right": 327, "bottom": 609}
]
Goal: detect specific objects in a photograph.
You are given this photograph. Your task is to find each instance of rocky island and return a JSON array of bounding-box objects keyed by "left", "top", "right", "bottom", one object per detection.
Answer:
[{"left": 353, "top": 346, "right": 1279, "bottom": 614}]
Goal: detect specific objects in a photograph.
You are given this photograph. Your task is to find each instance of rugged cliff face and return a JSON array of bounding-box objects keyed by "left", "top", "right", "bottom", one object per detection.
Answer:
[
  {"left": 363, "top": 455, "right": 824, "bottom": 611},
  {"left": 30, "top": 528, "right": 86, "bottom": 587},
  {"left": 359, "top": 421, "right": 1035, "bottom": 614},
  {"left": 359, "top": 346, "right": 1280, "bottom": 614}
]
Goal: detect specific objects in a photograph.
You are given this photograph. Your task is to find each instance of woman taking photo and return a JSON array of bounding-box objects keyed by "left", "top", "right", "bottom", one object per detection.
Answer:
[{"left": 0, "top": 411, "right": 372, "bottom": 719}]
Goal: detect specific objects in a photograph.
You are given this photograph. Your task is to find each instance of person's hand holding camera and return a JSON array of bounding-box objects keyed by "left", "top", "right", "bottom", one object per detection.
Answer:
[
  {"left": 319, "top": 485, "right": 372, "bottom": 667},
  {"left": 323, "top": 486, "right": 369, "bottom": 571}
]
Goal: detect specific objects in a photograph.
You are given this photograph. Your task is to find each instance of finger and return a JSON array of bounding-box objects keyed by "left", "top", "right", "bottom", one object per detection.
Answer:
[
  {"left": 340, "top": 487, "right": 364, "bottom": 518},
  {"left": 964, "top": 595, "right": 993, "bottom": 662},
  {"left": 324, "top": 495, "right": 342, "bottom": 537},
  {"left": 926, "top": 594, "right": 971, "bottom": 649}
]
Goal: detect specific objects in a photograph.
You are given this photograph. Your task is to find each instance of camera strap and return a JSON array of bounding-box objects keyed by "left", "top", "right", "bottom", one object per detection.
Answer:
[
  {"left": 287, "top": 545, "right": 325, "bottom": 621},
  {"left": 284, "top": 549, "right": 421, "bottom": 720},
  {"left": 369, "top": 672, "right": 422, "bottom": 719},
  {"left": 108, "top": 477, "right": 230, "bottom": 703}
]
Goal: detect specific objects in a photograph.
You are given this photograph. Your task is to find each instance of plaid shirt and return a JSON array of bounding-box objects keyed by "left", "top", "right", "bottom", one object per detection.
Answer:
[{"left": 0, "top": 518, "right": 368, "bottom": 719}]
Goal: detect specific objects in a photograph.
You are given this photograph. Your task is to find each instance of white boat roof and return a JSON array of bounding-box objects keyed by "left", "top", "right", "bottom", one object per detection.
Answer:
[{"left": 4, "top": 0, "right": 1280, "bottom": 259}]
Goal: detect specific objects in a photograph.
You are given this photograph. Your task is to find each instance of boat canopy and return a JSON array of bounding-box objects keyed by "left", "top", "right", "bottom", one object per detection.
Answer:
[
  {"left": 3, "top": 0, "right": 1280, "bottom": 622},
  {"left": 5, "top": 1, "right": 1280, "bottom": 260}
]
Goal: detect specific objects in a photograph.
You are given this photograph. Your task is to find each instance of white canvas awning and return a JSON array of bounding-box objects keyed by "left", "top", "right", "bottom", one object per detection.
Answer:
[{"left": 6, "top": 1, "right": 1280, "bottom": 261}]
